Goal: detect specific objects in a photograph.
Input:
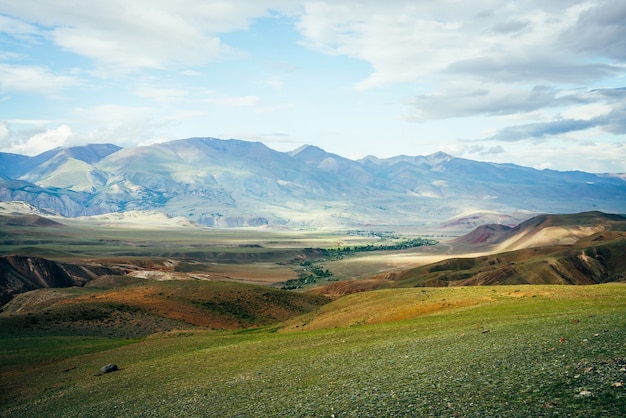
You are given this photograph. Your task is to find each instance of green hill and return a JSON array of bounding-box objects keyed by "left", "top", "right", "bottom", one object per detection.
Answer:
[{"left": 1, "top": 284, "right": 624, "bottom": 417}]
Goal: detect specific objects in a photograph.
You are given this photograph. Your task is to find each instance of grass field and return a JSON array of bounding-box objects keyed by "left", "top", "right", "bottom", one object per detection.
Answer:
[{"left": 1, "top": 284, "right": 624, "bottom": 417}]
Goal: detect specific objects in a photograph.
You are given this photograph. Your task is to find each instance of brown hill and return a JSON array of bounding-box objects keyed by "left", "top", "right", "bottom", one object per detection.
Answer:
[
  {"left": 387, "top": 229, "right": 626, "bottom": 287},
  {"left": 0, "top": 278, "right": 329, "bottom": 337},
  {"left": 0, "top": 255, "right": 124, "bottom": 306},
  {"left": 452, "top": 211, "right": 626, "bottom": 252},
  {"left": 3, "top": 214, "right": 64, "bottom": 227},
  {"left": 311, "top": 211, "right": 626, "bottom": 294}
]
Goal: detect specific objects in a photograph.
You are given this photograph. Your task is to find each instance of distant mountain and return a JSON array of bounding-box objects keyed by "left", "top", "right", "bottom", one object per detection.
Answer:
[{"left": 0, "top": 138, "right": 624, "bottom": 228}]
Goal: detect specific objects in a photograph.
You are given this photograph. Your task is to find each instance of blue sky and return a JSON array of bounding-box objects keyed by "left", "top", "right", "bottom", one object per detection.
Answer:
[{"left": 1, "top": 0, "right": 625, "bottom": 172}]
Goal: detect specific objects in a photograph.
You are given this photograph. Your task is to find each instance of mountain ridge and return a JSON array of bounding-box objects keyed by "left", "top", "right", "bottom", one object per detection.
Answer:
[{"left": 1, "top": 138, "right": 624, "bottom": 228}]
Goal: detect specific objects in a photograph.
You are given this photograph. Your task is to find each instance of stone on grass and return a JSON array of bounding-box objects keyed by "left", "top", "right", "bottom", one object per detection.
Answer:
[{"left": 99, "top": 364, "right": 119, "bottom": 374}]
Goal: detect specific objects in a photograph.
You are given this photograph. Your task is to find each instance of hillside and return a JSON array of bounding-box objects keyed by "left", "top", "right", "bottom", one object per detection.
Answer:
[
  {"left": 391, "top": 212, "right": 626, "bottom": 287},
  {"left": 389, "top": 234, "right": 626, "bottom": 287},
  {"left": 312, "top": 211, "right": 626, "bottom": 294},
  {"left": 453, "top": 211, "right": 626, "bottom": 251},
  {"left": 0, "top": 277, "right": 330, "bottom": 338},
  {"left": 0, "top": 137, "right": 624, "bottom": 227},
  {"left": 0, "top": 255, "right": 124, "bottom": 306},
  {"left": 1, "top": 284, "right": 624, "bottom": 417}
]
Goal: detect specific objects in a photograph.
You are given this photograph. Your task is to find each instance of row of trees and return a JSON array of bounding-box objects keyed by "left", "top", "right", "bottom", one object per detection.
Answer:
[
  {"left": 282, "top": 237, "right": 438, "bottom": 289},
  {"left": 320, "top": 237, "right": 439, "bottom": 260}
]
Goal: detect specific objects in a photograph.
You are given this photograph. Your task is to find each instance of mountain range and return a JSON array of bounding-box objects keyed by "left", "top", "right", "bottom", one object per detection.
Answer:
[{"left": 1, "top": 137, "right": 625, "bottom": 228}]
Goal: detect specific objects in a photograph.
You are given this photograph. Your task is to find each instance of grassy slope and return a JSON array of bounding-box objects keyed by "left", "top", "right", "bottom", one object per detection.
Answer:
[
  {"left": 1, "top": 284, "right": 624, "bottom": 417},
  {"left": 0, "top": 278, "right": 330, "bottom": 338}
]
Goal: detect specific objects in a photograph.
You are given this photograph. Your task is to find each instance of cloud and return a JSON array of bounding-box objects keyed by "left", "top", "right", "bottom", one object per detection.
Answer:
[
  {"left": 0, "top": 0, "right": 296, "bottom": 71},
  {"left": 73, "top": 104, "right": 155, "bottom": 125},
  {"left": 134, "top": 85, "right": 189, "bottom": 104},
  {"left": 264, "top": 75, "right": 284, "bottom": 90},
  {"left": 562, "top": 0, "right": 626, "bottom": 61},
  {"left": 0, "top": 63, "right": 78, "bottom": 95},
  {"left": 203, "top": 90, "right": 261, "bottom": 106},
  {"left": 410, "top": 85, "right": 626, "bottom": 125},
  {"left": 0, "top": 125, "right": 74, "bottom": 156},
  {"left": 510, "top": 141, "right": 626, "bottom": 173},
  {"left": 480, "top": 87, "right": 626, "bottom": 142},
  {"left": 0, "top": 122, "right": 8, "bottom": 140},
  {"left": 441, "top": 143, "right": 506, "bottom": 158},
  {"left": 409, "top": 85, "right": 564, "bottom": 120},
  {"left": 486, "top": 119, "right": 597, "bottom": 142},
  {"left": 295, "top": 0, "right": 622, "bottom": 89},
  {"left": 445, "top": 54, "right": 620, "bottom": 84},
  {"left": 295, "top": 0, "right": 626, "bottom": 148},
  {"left": 70, "top": 104, "right": 174, "bottom": 148},
  {"left": 0, "top": 14, "right": 41, "bottom": 41}
]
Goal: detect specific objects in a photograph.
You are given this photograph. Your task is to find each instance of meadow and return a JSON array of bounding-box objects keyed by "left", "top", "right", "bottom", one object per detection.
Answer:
[{"left": 1, "top": 284, "right": 624, "bottom": 417}]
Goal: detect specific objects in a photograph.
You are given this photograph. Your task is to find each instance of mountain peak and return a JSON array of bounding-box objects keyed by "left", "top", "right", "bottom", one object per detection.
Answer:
[
  {"left": 427, "top": 151, "right": 454, "bottom": 162},
  {"left": 64, "top": 143, "right": 122, "bottom": 164},
  {"left": 289, "top": 144, "right": 325, "bottom": 157}
]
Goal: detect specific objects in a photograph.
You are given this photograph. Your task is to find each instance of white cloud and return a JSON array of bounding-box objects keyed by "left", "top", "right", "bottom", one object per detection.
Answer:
[
  {"left": 514, "top": 141, "right": 626, "bottom": 173},
  {"left": 203, "top": 90, "right": 261, "bottom": 106},
  {"left": 6, "top": 119, "right": 60, "bottom": 126},
  {"left": 181, "top": 70, "right": 202, "bottom": 77},
  {"left": 296, "top": 1, "right": 613, "bottom": 89},
  {"left": 0, "top": 63, "right": 78, "bottom": 95},
  {"left": 265, "top": 75, "right": 284, "bottom": 90},
  {"left": 134, "top": 85, "right": 189, "bottom": 104},
  {"left": 2, "top": 125, "right": 74, "bottom": 156},
  {"left": 0, "top": 0, "right": 297, "bottom": 70},
  {"left": 0, "top": 122, "right": 8, "bottom": 140},
  {"left": 254, "top": 103, "right": 295, "bottom": 114},
  {"left": 71, "top": 104, "right": 170, "bottom": 147},
  {"left": 0, "top": 14, "right": 41, "bottom": 41},
  {"left": 290, "top": 0, "right": 626, "bottom": 149},
  {"left": 73, "top": 104, "right": 154, "bottom": 125}
]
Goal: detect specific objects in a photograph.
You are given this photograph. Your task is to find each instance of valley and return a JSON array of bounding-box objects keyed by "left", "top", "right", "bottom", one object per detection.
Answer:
[{"left": 1, "top": 207, "right": 625, "bottom": 416}]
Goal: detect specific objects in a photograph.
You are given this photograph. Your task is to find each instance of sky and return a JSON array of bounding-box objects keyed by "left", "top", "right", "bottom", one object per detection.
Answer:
[{"left": 0, "top": 0, "right": 625, "bottom": 173}]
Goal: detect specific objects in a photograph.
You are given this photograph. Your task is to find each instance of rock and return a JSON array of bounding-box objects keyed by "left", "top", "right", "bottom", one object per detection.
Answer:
[{"left": 99, "top": 363, "right": 119, "bottom": 374}]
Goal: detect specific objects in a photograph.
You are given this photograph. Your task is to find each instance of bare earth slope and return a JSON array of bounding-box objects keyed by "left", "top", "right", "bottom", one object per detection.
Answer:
[
  {"left": 392, "top": 212, "right": 626, "bottom": 287},
  {"left": 0, "top": 255, "right": 123, "bottom": 306},
  {"left": 452, "top": 211, "right": 626, "bottom": 252},
  {"left": 313, "top": 211, "right": 626, "bottom": 294}
]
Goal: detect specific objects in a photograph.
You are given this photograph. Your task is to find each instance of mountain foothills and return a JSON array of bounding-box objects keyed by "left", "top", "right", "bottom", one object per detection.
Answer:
[
  {"left": 312, "top": 211, "right": 626, "bottom": 295},
  {"left": 1, "top": 137, "right": 625, "bottom": 227},
  {"left": 1, "top": 210, "right": 625, "bottom": 310}
]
